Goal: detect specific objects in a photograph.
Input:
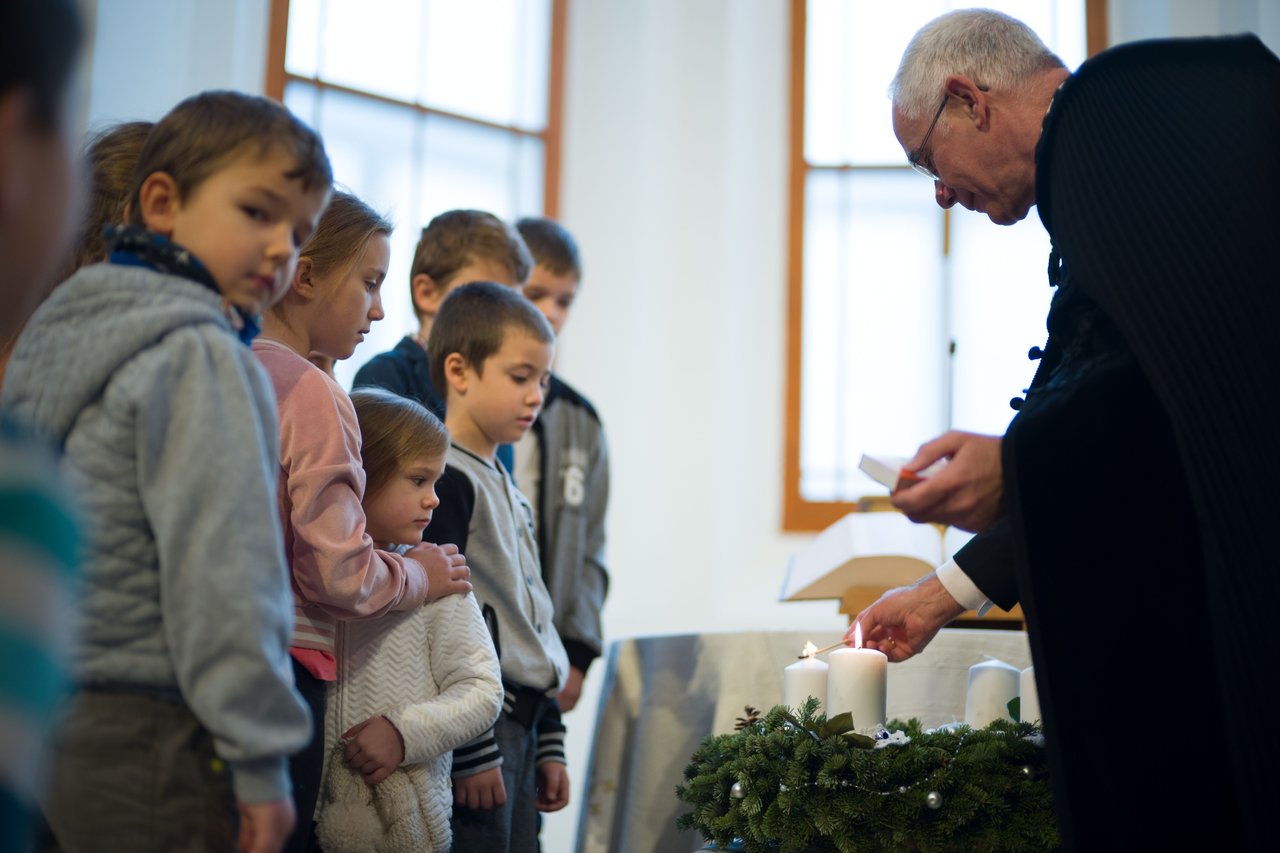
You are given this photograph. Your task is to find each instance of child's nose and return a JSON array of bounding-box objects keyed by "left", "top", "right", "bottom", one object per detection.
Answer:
[
  {"left": 267, "top": 223, "right": 294, "bottom": 260},
  {"left": 370, "top": 291, "right": 385, "bottom": 321}
]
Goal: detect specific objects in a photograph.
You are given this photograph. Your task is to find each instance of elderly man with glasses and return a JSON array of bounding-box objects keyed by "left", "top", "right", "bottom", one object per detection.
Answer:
[{"left": 846, "top": 9, "right": 1279, "bottom": 852}]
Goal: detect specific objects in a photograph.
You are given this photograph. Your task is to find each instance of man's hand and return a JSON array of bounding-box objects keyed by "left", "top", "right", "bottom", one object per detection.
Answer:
[
  {"left": 891, "top": 431, "right": 1004, "bottom": 532},
  {"left": 454, "top": 767, "right": 507, "bottom": 810},
  {"left": 410, "top": 541, "right": 472, "bottom": 603},
  {"left": 236, "top": 797, "right": 295, "bottom": 853},
  {"left": 536, "top": 761, "right": 570, "bottom": 812},
  {"left": 847, "top": 572, "right": 966, "bottom": 662},
  {"left": 557, "top": 666, "right": 585, "bottom": 712}
]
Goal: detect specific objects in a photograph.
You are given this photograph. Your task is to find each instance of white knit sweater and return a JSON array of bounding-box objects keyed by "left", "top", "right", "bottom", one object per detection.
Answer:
[{"left": 317, "top": 589, "right": 502, "bottom": 852}]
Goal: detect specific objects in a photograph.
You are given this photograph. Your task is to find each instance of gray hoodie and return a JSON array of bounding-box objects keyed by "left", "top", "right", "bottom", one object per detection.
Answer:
[{"left": 1, "top": 263, "right": 309, "bottom": 803}]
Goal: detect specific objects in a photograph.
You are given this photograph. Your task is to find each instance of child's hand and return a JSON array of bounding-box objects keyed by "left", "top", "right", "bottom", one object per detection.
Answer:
[
  {"left": 342, "top": 716, "right": 405, "bottom": 785},
  {"left": 536, "top": 761, "right": 570, "bottom": 812},
  {"left": 453, "top": 767, "right": 507, "bottom": 810},
  {"left": 557, "top": 665, "right": 585, "bottom": 712},
  {"left": 236, "top": 796, "right": 295, "bottom": 853},
  {"left": 412, "top": 541, "right": 472, "bottom": 603}
]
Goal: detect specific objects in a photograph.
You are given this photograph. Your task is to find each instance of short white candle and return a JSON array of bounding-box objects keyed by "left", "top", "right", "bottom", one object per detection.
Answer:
[
  {"left": 1019, "top": 666, "right": 1041, "bottom": 724},
  {"left": 964, "top": 657, "right": 1020, "bottom": 728},
  {"left": 784, "top": 645, "right": 828, "bottom": 713},
  {"left": 826, "top": 646, "right": 886, "bottom": 732}
]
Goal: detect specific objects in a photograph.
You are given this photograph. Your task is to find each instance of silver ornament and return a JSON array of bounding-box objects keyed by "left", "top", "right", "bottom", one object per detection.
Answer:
[
  {"left": 730, "top": 781, "right": 745, "bottom": 799},
  {"left": 925, "top": 790, "right": 942, "bottom": 810}
]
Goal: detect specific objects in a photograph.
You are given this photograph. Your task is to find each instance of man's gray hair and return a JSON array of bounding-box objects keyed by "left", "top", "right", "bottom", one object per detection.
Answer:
[{"left": 890, "top": 9, "right": 1065, "bottom": 120}]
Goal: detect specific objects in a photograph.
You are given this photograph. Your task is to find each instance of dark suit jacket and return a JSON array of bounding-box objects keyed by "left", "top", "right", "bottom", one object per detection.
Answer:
[{"left": 957, "top": 34, "right": 1279, "bottom": 851}]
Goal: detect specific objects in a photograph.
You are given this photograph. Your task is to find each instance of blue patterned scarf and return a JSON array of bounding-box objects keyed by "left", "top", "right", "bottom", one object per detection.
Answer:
[{"left": 106, "top": 224, "right": 261, "bottom": 344}]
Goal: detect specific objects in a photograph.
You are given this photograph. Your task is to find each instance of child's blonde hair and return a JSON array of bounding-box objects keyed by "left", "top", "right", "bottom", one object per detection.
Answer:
[
  {"left": 350, "top": 388, "right": 450, "bottom": 499},
  {"left": 300, "top": 190, "right": 393, "bottom": 281},
  {"left": 66, "top": 120, "right": 153, "bottom": 277}
]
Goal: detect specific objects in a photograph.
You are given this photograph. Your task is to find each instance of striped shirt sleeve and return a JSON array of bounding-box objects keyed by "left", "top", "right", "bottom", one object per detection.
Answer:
[{"left": 0, "top": 421, "right": 79, "bottom": 809}]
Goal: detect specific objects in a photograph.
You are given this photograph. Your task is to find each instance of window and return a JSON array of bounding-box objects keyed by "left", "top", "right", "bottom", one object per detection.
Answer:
[
  {"left": 784, "top": 0, "right": 1106, "bottom": 530},
  {"left": 266, "top": 0, "right": 565, "bottom": 387}
]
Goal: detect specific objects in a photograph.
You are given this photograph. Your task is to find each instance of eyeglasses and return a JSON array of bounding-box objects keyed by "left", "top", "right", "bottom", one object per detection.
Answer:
[{"left": 907, "top": 94, "right": 948, "bottom": 181}]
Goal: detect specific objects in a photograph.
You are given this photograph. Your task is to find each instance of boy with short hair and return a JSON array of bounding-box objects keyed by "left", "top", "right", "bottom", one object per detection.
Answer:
[
  {"left": 352, "top": 209, "right": 532, "bottom": 421},
  {"left": 2, "top": 90, "right": 332, "bottom": 852},
  {"left": 423, "top": 282, "right": 570, "bottom": 852},
  {"left": 513, "top": 217, "right": 610, "bottom": 713}
]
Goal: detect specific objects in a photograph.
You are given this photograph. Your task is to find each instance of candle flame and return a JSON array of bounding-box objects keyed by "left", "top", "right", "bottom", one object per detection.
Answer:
[
  {"left": 853, "top": 621, "right": 863, "bottom": 649},
  {"left": 801, "top": 640, "right": 818, "bottom": 659}
]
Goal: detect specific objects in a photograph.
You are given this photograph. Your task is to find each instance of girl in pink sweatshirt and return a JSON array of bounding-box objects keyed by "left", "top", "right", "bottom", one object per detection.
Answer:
[{"left": 253, "top": 191, "right": 472, "bottom": 852}]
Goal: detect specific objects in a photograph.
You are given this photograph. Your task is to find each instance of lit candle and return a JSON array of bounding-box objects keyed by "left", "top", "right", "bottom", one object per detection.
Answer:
[
  {"left": 784, "top": 641, "right": 829, "bottom": 713},
  {"left": 1019, "top": 666, "right": 1041, "bottom": 724},
  {"left": 964, "top": 657, "right": 1020, "bottom": 728},
  {"left": 826, "top": 623, "right": 887, "bottom": 733}
]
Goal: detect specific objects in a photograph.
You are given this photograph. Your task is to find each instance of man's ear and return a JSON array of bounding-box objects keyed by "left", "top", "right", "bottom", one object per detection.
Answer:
[
  {"left": 442, "top": 351, "right": 470, "bottom": 394},
  {"left": 136, "top": 171, "right": 183, "bottom": 236},
  {"left": 412, "top": 273, "right": 448, "bottom": 318},
  {"left": 943, "top": 74, "right": 990, "bottom": 131},
  {"left": 292, "top": 257, "right": 317, "bottom": 299}
]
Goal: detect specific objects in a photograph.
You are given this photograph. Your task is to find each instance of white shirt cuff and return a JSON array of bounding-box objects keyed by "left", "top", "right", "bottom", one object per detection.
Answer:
[{"left": 936, "top": 558, "right": 994, "bottom": 616}]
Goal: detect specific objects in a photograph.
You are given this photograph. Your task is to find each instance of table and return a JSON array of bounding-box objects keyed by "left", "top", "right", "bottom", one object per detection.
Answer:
[{"left": 574, "top": 628, "right": 1031, "bottom": 853}]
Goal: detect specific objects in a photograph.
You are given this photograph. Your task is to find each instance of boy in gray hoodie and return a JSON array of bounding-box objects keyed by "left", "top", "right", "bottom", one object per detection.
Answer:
[{"left": 2, "top": 91, "right": 332, "bottom": 853}]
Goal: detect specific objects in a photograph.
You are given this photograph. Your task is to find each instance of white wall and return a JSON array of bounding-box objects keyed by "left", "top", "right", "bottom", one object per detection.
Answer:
[
  {"left": 1110, "top": 0, "right": 1280, "bottom": 51},
  {"left": 542, "top": 2, "right": 840, "bottom": 847},
  {"left": 79, "top": 1, "right": 1280, "bottom": 850},
  {"left": 84, "top": 0, "right": 270, "bottom": 129}
]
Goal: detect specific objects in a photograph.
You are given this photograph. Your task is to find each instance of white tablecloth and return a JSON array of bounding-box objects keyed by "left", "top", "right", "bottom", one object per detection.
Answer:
[{"left": 574, "top": 628, "right": 1031, "bottom": 853}]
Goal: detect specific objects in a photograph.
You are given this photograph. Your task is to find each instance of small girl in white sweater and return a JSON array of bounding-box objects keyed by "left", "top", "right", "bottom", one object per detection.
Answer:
[{"left": 316, "top": 388, "right": 503, "bottom": 852}]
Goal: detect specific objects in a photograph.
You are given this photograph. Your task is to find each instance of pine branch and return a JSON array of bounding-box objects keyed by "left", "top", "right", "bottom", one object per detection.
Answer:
[{"left": 676, "top": 701, "right": 1059, "bottom": 852}]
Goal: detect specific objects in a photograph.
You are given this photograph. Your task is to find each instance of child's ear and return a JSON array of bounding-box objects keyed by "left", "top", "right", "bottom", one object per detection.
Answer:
[
  {"left": 412, "top": 273, "right": 448, "bottom": 318},
  {"left": 136, "top": 172, "right": 182, "bottom": 236},
  {"left": 292, "top": 257, "right": 317, "bottom": 298},
  {"left": 442, "top": 351, "right": 470, "bottom": 394}
]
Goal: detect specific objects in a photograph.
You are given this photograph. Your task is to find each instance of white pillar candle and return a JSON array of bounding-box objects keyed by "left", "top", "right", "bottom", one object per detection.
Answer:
[
  {"left": 964, "top": 657, "right": 1020, "bottom": 728},
  {"left": 826, "top": 647, "right": 887, "bottom": 732},
  {"left": 1019, "top": 666, "right": 1041, "bottom": 724},
  {"left": 784, "top": 653, "right": 829, "bottom": 713}
]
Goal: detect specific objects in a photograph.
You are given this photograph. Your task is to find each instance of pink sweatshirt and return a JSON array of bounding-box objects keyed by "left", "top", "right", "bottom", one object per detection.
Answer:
[{"left": 253, "top": 338, "right": 429, "bottom": 674}]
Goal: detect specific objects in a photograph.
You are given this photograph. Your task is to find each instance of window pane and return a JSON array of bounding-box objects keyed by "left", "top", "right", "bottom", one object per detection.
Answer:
[
  {"left": 289, "top": 0, "right": 425, "bottom": 102},
  {"left": 284, "top": 0, "right": 321, "bottom": 78},
  {"left": 804, "top": 1, "right": 1085, "bottom": 167},
  {"left": 805, "top": 0, "right": 947, "bottom": 166},
  {"left": 418, "top": 115, "right": 544, "bottom": 219},
  {"left": 948, "top": 214, "right": 1055, "bottom": 435},
  {"left": 794, "top": 0, "right": 1088, "bottom": 516},
  {"left": 284, "top": 81, "right": 421, "bottom": 390},
  {"left": 801, "top": 170, "right": 947, "bottom": 501},
  {"left": 286, "top": 0, "right": 552, "bottom": 130},
  {"left": 422, "top": 0, "right": 550, "bottom": 128},
  {"left": 283, "top": 82, "right": 545, "bottom": 392}
]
